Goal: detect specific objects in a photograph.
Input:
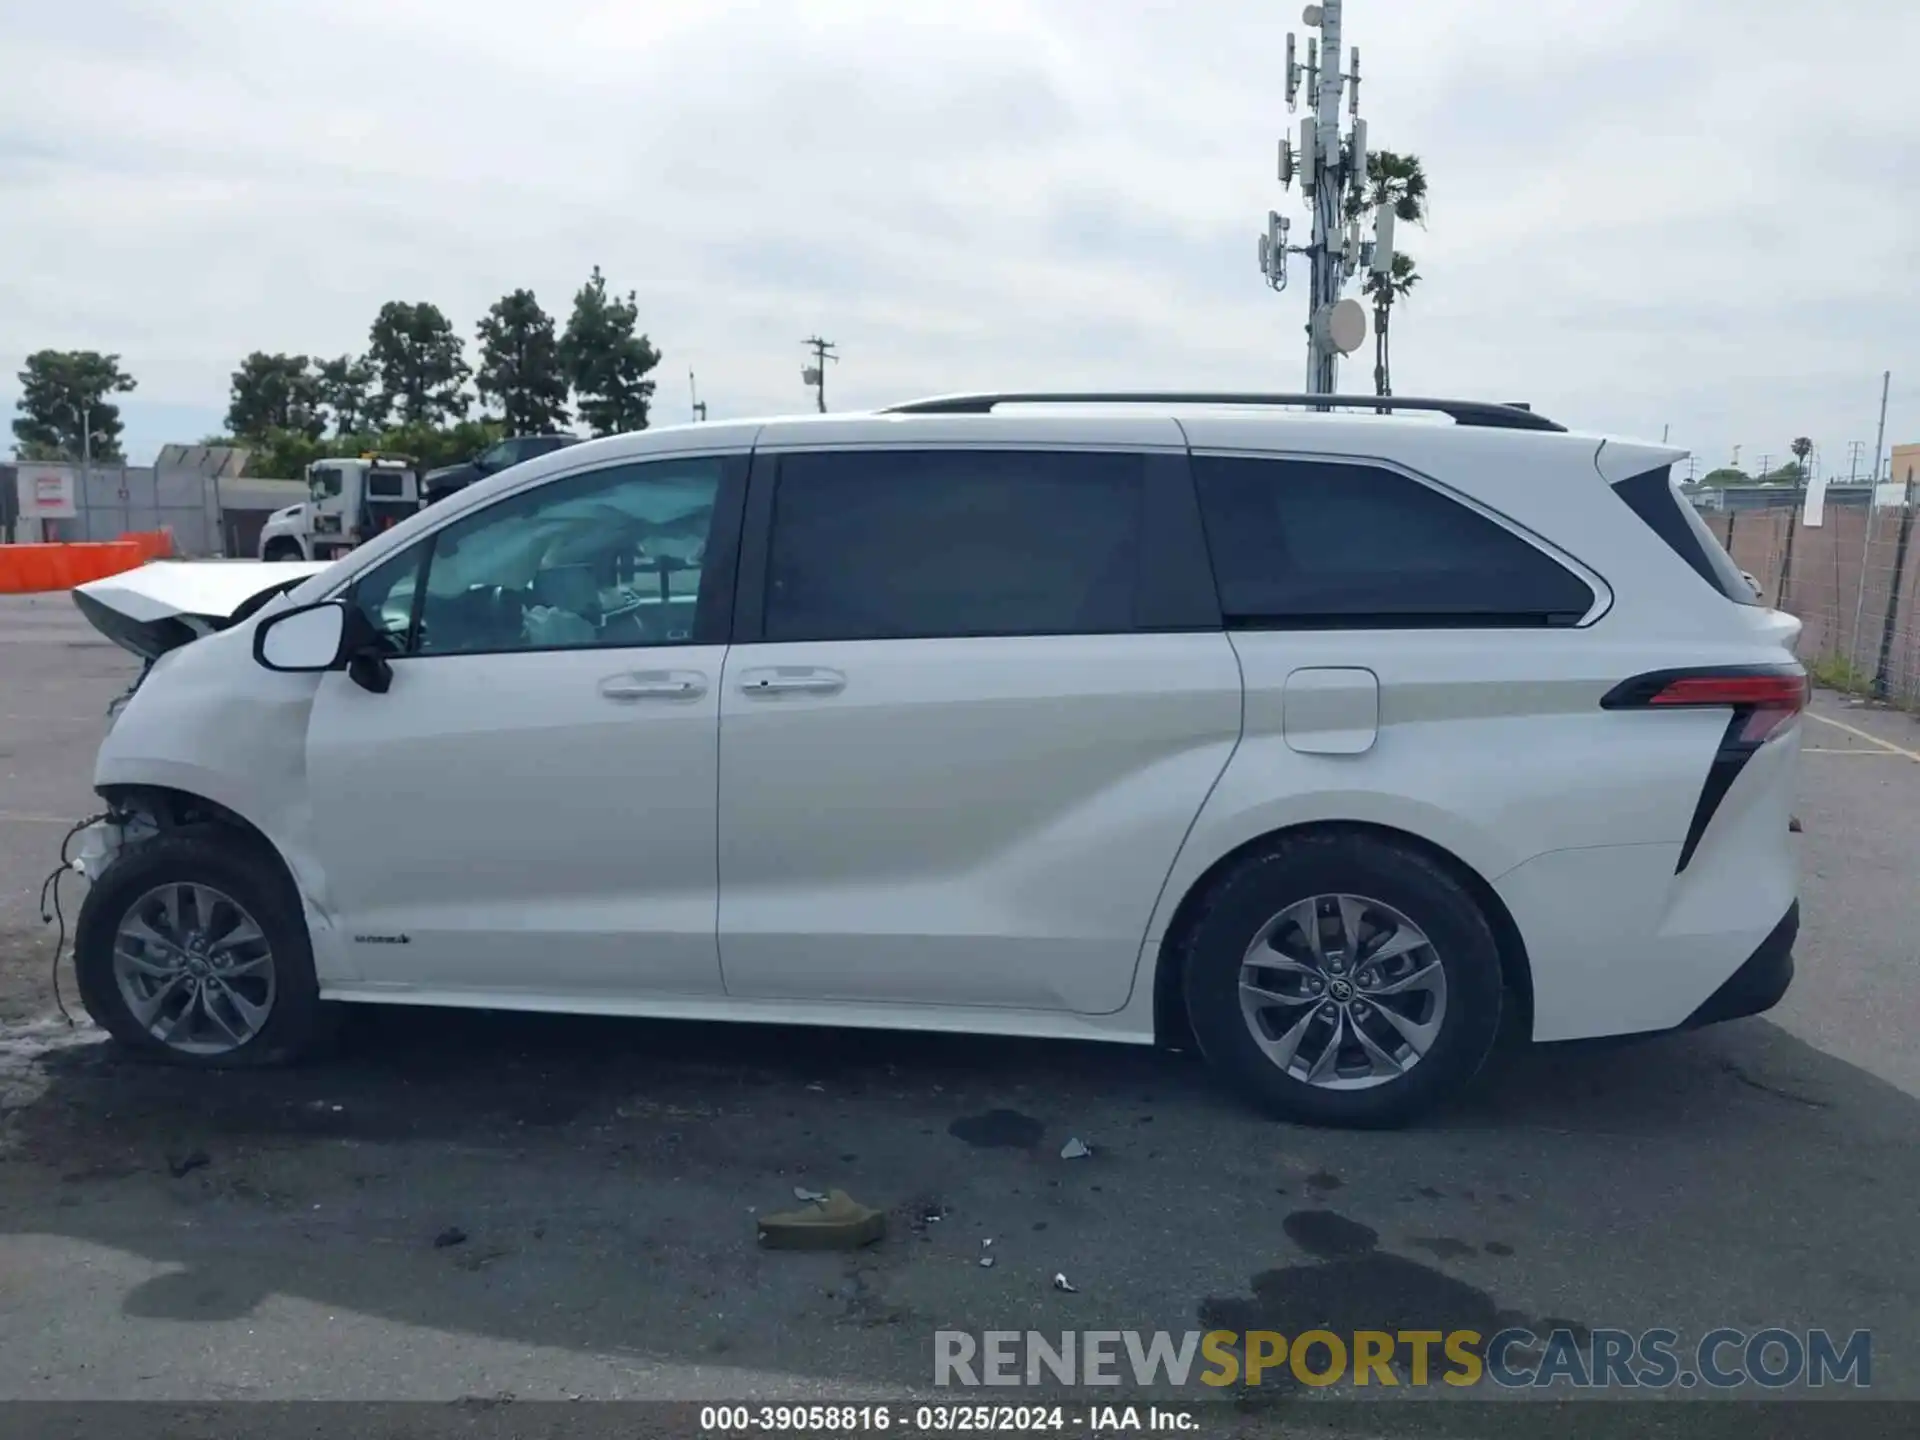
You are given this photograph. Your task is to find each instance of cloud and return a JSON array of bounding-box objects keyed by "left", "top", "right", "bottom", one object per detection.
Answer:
[{"left": 1, "top": 0, "right": 1914, "bottom": 472}]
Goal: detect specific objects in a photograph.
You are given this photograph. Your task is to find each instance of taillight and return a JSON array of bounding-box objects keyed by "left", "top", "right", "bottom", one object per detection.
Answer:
[
  {"left": 1643, "top": 674, "right": 1807, "bottom": 710},
  {"left": 1601, "top": 664, "right": 1806, "bottom": 873},
  {"left": 1640, "top": 671, "right": 1807, "bottom": 745}
]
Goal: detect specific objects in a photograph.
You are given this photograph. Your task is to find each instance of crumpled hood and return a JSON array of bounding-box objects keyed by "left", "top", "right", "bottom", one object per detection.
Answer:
[{"left": 72, "top": 559, "right": 332, "bottom": 660}]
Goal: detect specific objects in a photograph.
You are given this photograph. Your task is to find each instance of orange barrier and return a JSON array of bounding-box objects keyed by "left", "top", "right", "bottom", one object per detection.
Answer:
[
  {"left": 118, "top": 529, "right": 175, "bottom": 561},
  {"left": 0, "top": 541, "right": 149, "bottom": 594}
]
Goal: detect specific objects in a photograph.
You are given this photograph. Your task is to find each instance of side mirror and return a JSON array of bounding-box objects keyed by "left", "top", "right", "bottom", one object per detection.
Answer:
[{"left": 253, "top": 600, "right": 350, "bottom": 672}]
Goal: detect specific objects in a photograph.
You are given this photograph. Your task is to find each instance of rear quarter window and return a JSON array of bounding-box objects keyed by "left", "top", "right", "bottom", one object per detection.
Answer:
[
  {"left": 1611, "top": 465, "right": 1759, "bottom": 605},
  {"left": 1191, "top": 455, "right": 1597, "bottom": 627}
]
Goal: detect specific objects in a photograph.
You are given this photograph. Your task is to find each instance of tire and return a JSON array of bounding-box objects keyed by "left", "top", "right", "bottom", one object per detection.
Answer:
[
  {"left": 1180, "top": 830, "right": 1504, "bottom": 1128},
  {"left": 74, "top": 827, "right": 326, "bottom": 1068},
  {"left": 262, "top": 540, "right": 303, "bottom": 562}
]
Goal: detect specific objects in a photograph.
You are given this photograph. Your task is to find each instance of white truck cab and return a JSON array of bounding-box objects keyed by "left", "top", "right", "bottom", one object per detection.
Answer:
[{"left": 258, "top": 456, "right": 421, "bottom": 562}]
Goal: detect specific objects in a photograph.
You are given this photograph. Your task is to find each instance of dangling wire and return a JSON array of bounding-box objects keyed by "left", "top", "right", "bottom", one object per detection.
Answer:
[{"left": 39, "top": 812, "right": 111, "bottom": 1028}]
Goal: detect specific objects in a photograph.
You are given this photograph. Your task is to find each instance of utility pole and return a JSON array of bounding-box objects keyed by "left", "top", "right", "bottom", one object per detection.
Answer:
[
  {"left": 1848, "top": 439, "right": 1866, "bottom": 483},
  {"left": 1869, "top": 369, "right": 1891, "bottom": 491},
  {"left": 689, "top": 370, "right": 708, "bottom": 423},
  {"left": 1849, "top": 370, "right": 1894, "bottom": 677},
  {"left": 1258, "top": 2, "right": 1381, "bottom": 396},
  {"left": 801, "top": 337, "right": 838, "bottom": 414}
]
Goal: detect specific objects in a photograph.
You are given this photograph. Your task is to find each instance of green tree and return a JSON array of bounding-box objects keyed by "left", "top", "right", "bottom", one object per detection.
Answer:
[
  {"left": 1699, "top": 467, "right": 1751, "bottom": 487},
  {"left": 366, "top": 302, "right": 471, "bottom": 426},
  {"left": 1759, "top": 461, "right": 1807, "bottom": 485},
  {"left": 1790, "top": 436, "right": 1814, "bottom": 484},
  {"left": 11, "top": 349, "right": 137, "bottom": 460},
  {"left": 475, "top": 289, "right": 570, "bottom": 435},
  {"left": 226, "top": 352, "right": 324, "bottom": 441},
  {"left": 1363, "top": 252, "right": 1421, "bottom": 401},
  {"left": 560, "top": 267, "right": 660, "bottom": 436},
  {"left": 314, "top": 354, "right": 378, "bottom": 435},
  {"left": 380, "top": 417, "right": 506, "bottom": 471},
  {"left": 1347, "top": 150, "right": 1428, "bottom": 397}
]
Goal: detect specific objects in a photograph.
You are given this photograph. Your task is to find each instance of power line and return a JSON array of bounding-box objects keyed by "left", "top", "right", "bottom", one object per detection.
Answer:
[{"left": 801, "top": 337, "right": 838, "bottom": 414}]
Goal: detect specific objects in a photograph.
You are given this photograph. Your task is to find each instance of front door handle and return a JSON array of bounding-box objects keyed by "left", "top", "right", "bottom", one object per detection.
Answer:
[
  {"left": 599, "top": 670, "right": 707, "bottom": 701},
  {"left": 737, "top": 666, "right": 846, "bottom": 697}
]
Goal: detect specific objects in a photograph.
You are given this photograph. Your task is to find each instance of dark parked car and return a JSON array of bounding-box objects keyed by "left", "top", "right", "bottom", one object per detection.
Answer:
[{"left": 422, "top": 434, "right": 581, "bottom": 504}]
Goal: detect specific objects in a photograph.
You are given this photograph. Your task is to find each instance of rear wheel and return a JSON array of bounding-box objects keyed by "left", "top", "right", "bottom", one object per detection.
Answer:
[
  {"left": 74, "top": 829, "right": 325, "bottom": 1068},
  {"left": 262, "top": 539, "right": 304, "bottom": 562},
  {"left": 1180, "top": 831, "right": 1505, "bottom": 1128}
]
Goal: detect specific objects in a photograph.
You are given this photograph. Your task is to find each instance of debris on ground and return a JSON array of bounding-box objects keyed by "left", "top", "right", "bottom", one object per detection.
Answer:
[
  {"left": 1790, "top": 816, "right": 1804, "bottom": 833},
  {"left": 166, "top": 1150, "right": 210, "bottom": 1179},
  {"left": 805, "top": 1082, "right": 826, "bottom": 1092},
  {"left": 979, "top": 1256, "right": 995, "bottom": 1268},
  {"left": 757, "top": 1190, "right": 886, "bottom": 1251},
  {"left": 908, "top": 1200, "right": 949, "bottom": 1239},
  {"left": 1053, "top": 1272, "right": 1077, "bottom": 1293},
  {"left": 793, "top": 1186, "right": 829, "bottom": 1203},
  {"left": 1059, "top": 1138, "right": 1092, "bottom": 1160},
  {"left": 433, "top": 1226, "right": 469, "bottom": 1249}
]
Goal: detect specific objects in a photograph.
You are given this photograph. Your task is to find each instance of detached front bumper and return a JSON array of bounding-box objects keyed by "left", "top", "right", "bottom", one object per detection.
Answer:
[{"left": 1681, "top": 901, "right": 1798, "bottom": 1029}]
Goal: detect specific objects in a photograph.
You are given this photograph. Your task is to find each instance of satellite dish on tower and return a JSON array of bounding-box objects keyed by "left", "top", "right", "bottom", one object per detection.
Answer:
[{"left": 1316, "top": 298, "right": 1368, "bottom": 356}]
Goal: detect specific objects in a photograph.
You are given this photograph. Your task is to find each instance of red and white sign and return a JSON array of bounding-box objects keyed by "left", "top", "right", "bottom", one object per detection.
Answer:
[{"left": 15, "top": 465, "right": 78, "bottom": 519}]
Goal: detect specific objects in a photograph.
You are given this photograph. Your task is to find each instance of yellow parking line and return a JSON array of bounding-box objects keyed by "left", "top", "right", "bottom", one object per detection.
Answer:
[
  {"left": 0, "top": 813, "right": 77, "bottom": 825},
  {"left": 1804, "top": 711, "right": 1920, "bottom": 762},
  {"left": 1803, "top": 747, "right": 1900, "bottom": 755}
]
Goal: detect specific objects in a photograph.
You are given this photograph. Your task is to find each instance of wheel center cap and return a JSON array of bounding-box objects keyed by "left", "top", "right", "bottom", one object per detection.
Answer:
[{"left": 1328, "top": 978, "right": 1354, "bottom": 1003}]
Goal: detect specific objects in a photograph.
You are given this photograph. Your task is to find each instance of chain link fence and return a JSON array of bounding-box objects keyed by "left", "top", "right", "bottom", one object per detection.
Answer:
[{"left": 1701, "top": 483, "right": 1920, "bottom": 703}]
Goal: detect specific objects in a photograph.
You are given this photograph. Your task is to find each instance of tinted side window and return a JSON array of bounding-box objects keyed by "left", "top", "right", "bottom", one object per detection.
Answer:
[
  {"left": 1192, "top": 456, "right": 1596, "bottom": 627},
  {"left": 347, "top": 543, "right": 427, "bottom": 654},
  {"left": 763, "top": 449, "right": 1147, "bottom": 642},
  {"left": 1611, "top": 465, "right": 1758, "bottom": 605},
  {"left": 349, "top": 457, "right": 724, "bottom": 657}
]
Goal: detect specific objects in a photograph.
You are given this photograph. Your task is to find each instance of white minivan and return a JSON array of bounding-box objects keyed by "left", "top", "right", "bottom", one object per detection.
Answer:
[{"left": 65, "top": 394, "right": 1805, "bottom": 1126}]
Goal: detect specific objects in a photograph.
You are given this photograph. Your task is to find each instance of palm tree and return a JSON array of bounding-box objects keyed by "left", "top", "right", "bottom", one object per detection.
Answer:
[
  {"left": 1347, "top": 151, "right": 1428, "bottom": 396},
  {"left": 1790, "top": 436, "right": 1813, "bottom": 484},
  {"left": 1364, "top": 253, "right": 1420, "bottom": 398},
  {"left": 1778, "top": 436, "right": 1816, "bottom": 612}
]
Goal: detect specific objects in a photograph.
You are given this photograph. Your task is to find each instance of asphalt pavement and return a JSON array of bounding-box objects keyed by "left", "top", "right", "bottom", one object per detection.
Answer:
[{"left": 1, "top": 591, "right": 1917, "bottom": 1425}]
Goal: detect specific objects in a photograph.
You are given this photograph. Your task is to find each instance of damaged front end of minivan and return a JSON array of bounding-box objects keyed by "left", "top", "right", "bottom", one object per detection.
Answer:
[{"left": 62, "top": 560, "right": 332, "bottom": 885}]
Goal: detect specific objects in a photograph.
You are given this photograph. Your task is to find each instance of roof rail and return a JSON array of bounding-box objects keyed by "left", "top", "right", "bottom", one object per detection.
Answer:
[{"left": 879, "top": 392, "right": 1567, "bottom": 433}]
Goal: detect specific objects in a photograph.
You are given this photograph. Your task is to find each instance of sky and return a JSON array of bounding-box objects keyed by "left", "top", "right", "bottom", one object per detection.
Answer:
[{"left": 1, "top": 0, "right": 1915, "bottom": 475}]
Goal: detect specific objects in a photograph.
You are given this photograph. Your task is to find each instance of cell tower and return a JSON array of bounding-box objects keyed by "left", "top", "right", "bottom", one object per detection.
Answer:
[{"left": 1257, "top": 2, "right": 1395, "bottom": 395}]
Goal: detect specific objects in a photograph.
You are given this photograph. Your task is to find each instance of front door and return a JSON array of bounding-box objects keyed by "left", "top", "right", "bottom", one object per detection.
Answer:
[
  {"left": 716, "top": 442, "right": 1242, "bottom": 1015},
  {"left": 304, "top": 451, "right": 744, "bottom": 1001}
]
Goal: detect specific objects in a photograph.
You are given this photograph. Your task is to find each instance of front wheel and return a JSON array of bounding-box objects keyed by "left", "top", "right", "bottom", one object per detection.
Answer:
[
  {"left": 1181, "top": 831, "right": 1506, "bottom": 1128},
  {"left": 74, "top": 829, "right": 325, "bottom": 1068}
]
